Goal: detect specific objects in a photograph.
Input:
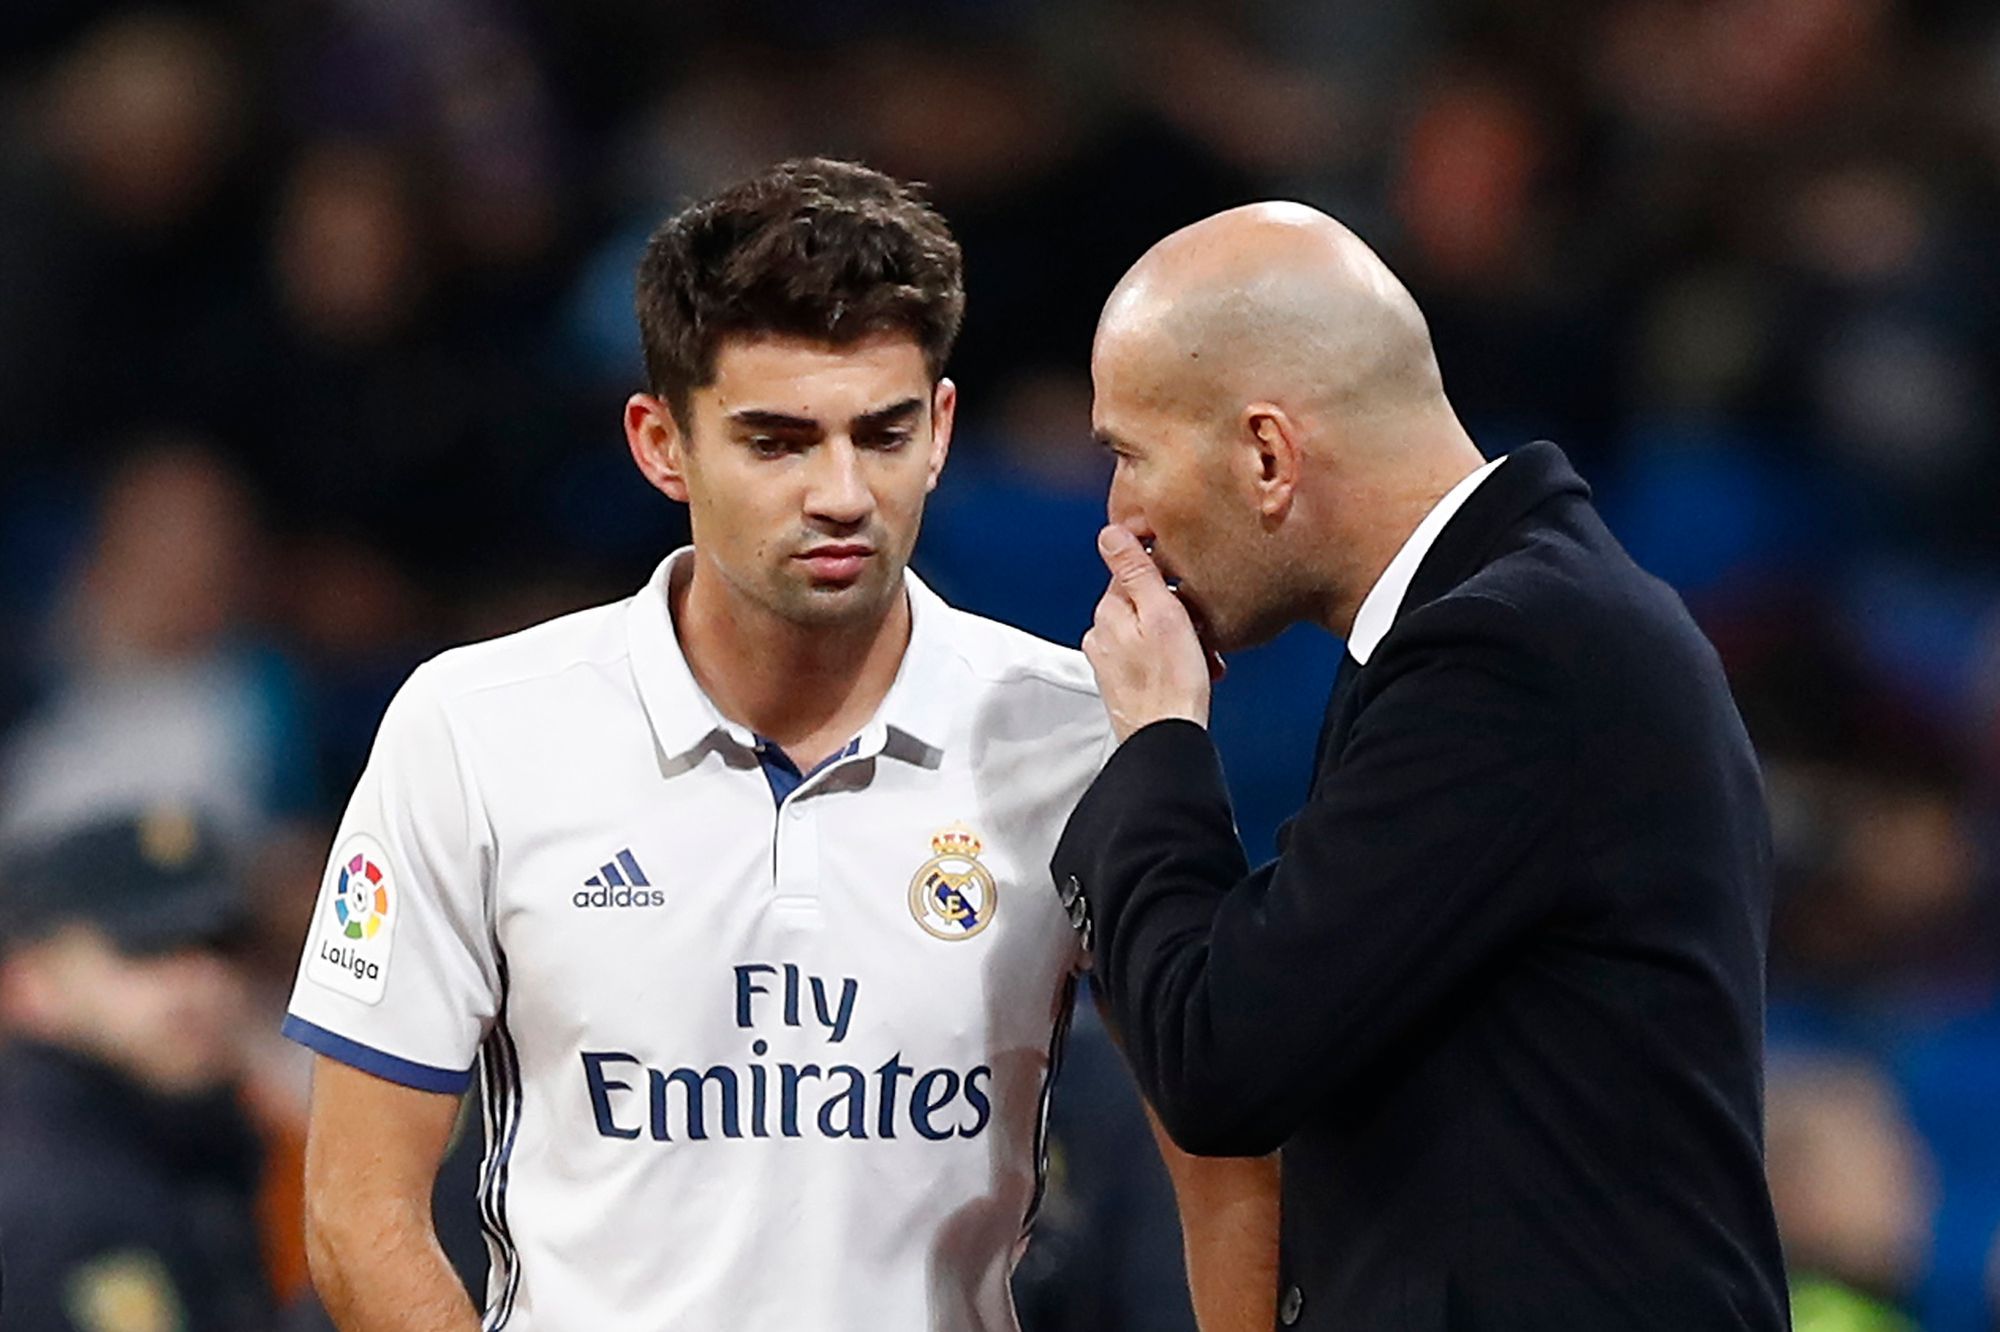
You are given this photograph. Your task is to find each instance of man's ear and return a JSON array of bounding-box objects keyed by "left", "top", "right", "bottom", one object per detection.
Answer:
[
  {"left": 925, "top": 378, "right": 957, "bottom": 493},
  {"left": 625, "top": 393, "right": 691, "bottom": 502},
  {"left": 1241, "top": 402, "right": 1301, "bottom": 524}
]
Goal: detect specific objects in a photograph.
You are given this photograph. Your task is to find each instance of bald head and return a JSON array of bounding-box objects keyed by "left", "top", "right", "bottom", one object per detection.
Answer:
[
  {"left": 1097, "top": 202, "right": 1446, "bottom": 431},
  {"left": 1092, "top": 203, "right": 1486, "bottom": 647}
]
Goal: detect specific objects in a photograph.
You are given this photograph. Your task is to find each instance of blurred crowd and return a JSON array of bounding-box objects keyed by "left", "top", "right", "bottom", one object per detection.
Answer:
[{"left": 0, "top": 0, "right": 1997, "bottom": 1329}]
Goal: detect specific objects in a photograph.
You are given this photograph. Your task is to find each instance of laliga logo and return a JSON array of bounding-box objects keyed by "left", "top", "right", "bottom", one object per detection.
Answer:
[
  {"left": 909, "top": 824, "right": 996, "bottom": 941},
  {"left": 335, "top": 854, "right": 390, "bottom": 940},
  {"left": 307, "top": 837, "right": 394, "bottom": 999}
]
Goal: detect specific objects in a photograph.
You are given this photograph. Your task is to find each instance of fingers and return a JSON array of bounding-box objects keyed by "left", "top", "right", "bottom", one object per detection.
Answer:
[
  {"left": 1082, "top": 594, "right": 1131, "bottom": 687},
  {"left": 1098, "top": 525, "right": 1169, "bottom": 601},
  {"left": 1091, "top": 585, "right": 1136, "bottom": 640},
  {"left": 1082, "top": 564, "right": 1214, "bottom": 739}
]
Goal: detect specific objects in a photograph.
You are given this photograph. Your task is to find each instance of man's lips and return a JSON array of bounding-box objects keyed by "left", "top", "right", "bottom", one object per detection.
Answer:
[{"left": 797, "top": 545, "right": 874, "bottom": 582}]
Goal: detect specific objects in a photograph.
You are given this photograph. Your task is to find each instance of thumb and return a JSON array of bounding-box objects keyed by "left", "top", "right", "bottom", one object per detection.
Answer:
[{"left": 1098, "top": 525, "right": 1165, "bottom": 598}]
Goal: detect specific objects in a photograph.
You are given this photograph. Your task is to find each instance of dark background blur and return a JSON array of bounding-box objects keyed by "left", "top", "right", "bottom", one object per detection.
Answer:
[{"left": 0, "top": 1, "right": 1996, "bottom": 1329}]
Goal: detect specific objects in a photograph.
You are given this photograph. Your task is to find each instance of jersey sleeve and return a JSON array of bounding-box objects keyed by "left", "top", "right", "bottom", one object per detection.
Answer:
[
  {"left": 282, "top": 662, "right": 497, "bottom": 1093},
  {"left": 1064, "top": 710, "right": 1121, "bottom": 976}
]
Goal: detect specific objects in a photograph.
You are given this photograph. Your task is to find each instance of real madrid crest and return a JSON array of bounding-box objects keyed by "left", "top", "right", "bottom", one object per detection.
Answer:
[{"left": 910, "top": 823, "right": 997, "bottom": 941}]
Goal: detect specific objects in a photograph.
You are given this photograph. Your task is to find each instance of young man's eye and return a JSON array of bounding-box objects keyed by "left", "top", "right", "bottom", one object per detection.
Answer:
[
  {"left": 862, "top": 431, "right": 913, "bottom": 451},
  {"left": 747, "top": 436, "right": 801, "bottom": 458}
]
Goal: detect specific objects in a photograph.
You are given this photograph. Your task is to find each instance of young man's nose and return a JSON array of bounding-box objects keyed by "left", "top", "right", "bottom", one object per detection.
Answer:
[{"left": 806, "top": 440, "right": 873, "bottom": 525}]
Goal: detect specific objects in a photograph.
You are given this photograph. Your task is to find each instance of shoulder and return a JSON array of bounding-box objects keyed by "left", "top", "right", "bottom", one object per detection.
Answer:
[
  {"left": 415, "top": 597, "right": 635, "bottom": 708},
  {"left": 926, "top": 597, "right": 1103, "bottom": 716},
  {"left": 914, "top": 592, "right": 1115, "bottom": 795},
  {"left": 1381, "top": 577, "right": 1552, "bottom": 667},
  {"left": 1381, "top": 508, "right": 1709, "bottom": 700},
  {"left": 358, "top": 598, "right": 638, "bottom": 785},
  {"left": 914, "top": 578, "right": 1094, "bottom": 692},
  {"left": 1361, "top": 557, "right": 1579, "bottom": 728}
]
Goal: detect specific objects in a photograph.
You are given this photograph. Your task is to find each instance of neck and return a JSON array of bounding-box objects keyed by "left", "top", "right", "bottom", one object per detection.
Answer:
[
  {"left": 671, "top": 553, "right": 910, "bottom": 767},
  {"left": 1311, "top": 422, "right": 1486, "bottom": 638}
]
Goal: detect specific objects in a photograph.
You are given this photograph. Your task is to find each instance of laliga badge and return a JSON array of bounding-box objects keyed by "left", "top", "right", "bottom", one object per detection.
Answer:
[
  {"left": 306, "top": 833, "right": 398, "bottom": 1004},
  {"left": 910, "top": 823, "right": 997, "bottom": 941}
]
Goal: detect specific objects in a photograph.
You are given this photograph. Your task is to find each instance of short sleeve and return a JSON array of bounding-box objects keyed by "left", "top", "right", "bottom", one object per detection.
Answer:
[
  {"left": 1066, "top": 711, "right": 1120, "bottom": 976},
  {"left": 283, "top": 664, "right": 497, "bottom": 1093}
]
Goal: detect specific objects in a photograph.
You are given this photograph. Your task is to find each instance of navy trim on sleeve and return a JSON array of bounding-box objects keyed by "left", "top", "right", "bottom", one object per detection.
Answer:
[{"left": 282, "top": 1014, "right": 474, "bottom": 1094}]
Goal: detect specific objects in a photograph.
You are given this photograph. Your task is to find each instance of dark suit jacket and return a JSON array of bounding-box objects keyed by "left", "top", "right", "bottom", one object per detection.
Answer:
[{"left": 1052, "top": 443, "right": 1790, "bottom": 1330}]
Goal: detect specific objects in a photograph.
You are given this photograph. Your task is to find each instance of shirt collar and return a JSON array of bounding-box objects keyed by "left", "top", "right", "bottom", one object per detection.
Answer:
[
  {"left": 860, "top": 571, "right": 956, "bottom": 759},
  {"left": 1344, "top": 454, "right": 1506, "bottom": 665},
  {"left": 625, "top": 547, "right": 957, "bottom": 766}
]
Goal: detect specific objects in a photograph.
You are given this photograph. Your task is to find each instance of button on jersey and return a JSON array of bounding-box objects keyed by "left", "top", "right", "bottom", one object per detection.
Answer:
[{"left": 284, "top": 553, "right": 1112, "bottom": 1331}]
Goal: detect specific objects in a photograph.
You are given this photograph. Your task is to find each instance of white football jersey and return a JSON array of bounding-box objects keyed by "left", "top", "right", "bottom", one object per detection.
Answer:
[{"left": 284, "top": 551, "right": 1112, "bottom": 1331}]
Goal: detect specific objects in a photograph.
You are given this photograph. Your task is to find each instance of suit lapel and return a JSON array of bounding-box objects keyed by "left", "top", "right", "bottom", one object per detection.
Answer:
[
  {"left": 1308, "top": 647, "right": 1364, "bottom": 791},
  {"left": 1308, "top": 442, "right": 1590, "bottom": 794},
  {"left": 1400, "top": 441, "right": 1589, "bottom": 614}
]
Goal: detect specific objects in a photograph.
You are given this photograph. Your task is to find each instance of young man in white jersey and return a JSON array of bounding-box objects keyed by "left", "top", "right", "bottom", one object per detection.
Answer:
[{"left": 287, "top": 159, "right": 1275, "bottom": 1331}]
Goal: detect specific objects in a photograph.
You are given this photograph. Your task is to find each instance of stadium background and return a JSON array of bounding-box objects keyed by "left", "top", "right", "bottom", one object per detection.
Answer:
[{"left": 1, "top": 0, "right": 1997, "bottom": 1328}]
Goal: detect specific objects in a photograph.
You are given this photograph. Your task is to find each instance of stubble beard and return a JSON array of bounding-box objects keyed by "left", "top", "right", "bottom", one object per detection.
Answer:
[
  {"left": 1200, "top": 535, "right": 1309, "bottom": 655},
  {"left": 765, "top": 551, "right": 906, "bottom": 631}
]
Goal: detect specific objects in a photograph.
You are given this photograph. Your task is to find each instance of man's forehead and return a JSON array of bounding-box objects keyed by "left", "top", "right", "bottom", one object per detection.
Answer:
[
  {"left": 704, "top": 332, "right": 933, "bottom": 419},
  {"left": 1092, "top": 330, "right": 1186, "bottom": 427},
  {"left": 714, "top": 330, "right": 928, "bottom": 376}
]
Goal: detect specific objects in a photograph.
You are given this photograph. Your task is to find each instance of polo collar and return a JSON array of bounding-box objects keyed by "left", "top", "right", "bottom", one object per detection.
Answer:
[
  {"left": 625, "top": 548, "right": 956, "bottom": 767},
  {"left": 861, "top": 571, "right": 956, "bottom": 759}
]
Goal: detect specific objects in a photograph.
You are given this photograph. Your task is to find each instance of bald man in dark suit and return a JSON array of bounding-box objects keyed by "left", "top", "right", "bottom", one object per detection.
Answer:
[{"left": 1056, "top": 203, "right": 1790, "bottom": 1331}]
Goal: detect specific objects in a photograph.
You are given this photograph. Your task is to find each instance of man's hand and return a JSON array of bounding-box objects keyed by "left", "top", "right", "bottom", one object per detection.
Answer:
[{"left": 1083, "top": 525, "right": 1216, "bottom": 743}]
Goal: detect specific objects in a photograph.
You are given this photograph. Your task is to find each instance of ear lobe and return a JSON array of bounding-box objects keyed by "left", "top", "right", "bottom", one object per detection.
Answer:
[{"left": 625, "top": 393, "right": 691, "bottom": 502}]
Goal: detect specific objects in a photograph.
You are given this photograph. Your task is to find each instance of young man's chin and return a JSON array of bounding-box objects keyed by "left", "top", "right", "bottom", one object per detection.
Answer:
[{"left": 776, "top": 576, "right": 898, "bottom": 627}]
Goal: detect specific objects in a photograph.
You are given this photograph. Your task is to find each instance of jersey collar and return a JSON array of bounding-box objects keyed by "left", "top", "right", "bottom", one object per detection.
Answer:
[
  {"left": 859, "top": 571, "right": 955, "bottom": 762},
  {"left": 626, "top": 548, "right": 955, "bottom": 767}
]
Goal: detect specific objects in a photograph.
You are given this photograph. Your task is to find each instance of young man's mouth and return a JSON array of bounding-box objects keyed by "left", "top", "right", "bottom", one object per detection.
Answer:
[{"left": 797, "top": 544, "right": 875, "bottom": 582}]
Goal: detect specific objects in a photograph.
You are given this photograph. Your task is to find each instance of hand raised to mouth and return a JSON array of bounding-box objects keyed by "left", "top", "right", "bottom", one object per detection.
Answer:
[{"left": 1081, "top": 525, "right": 1219, "bottom": 743}]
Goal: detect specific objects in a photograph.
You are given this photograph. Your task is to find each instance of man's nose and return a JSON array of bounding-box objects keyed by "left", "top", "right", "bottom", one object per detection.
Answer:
[
  {"left": 1105, "top": 476, "right": 1145, "bottom": 535},
  {"left": 806, "top": 440, "right": 873, "bottom": 526}
]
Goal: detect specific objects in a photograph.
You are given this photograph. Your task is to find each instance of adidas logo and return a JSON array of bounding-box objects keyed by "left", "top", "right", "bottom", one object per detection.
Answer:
[{"left": 573, "top": 848, "right": 665, "bottom": 909}]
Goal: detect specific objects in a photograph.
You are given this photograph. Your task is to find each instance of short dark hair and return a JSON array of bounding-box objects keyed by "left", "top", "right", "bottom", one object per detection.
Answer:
[{"left": 636, "top": 158, "right": 965, "bottom": 427}]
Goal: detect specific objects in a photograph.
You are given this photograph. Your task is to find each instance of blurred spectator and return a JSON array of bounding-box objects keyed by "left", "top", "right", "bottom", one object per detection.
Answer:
[
  {"left": 1767, "top": 1053, "right": 1932, "bottom": 1332},
  {"left": 0, "top": 808, "right": 273, "bottom": 1332},
  {"left": 1592, "top": 0, "right": 1890, "bottom": 145},
  {"left": 0, "top": 9, "right": 255, "bottom": 462},
  {"left": 0, "top": 441, "right": 313, "bottom": 846},
  {"left": 1767, "top": 754, "right": 1997, "bottom": 1020}
]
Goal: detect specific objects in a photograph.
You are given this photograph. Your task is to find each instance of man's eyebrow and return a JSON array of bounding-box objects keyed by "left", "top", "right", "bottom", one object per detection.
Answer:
[
  {"left": 724, "top": 399, "right": 925, "bottom": 432},
  {"left": 727, "top": 409, "right": 820, "bottom": 430},
  {"left": 851, "top": 398, "right": 925, "bottom": 430}
]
